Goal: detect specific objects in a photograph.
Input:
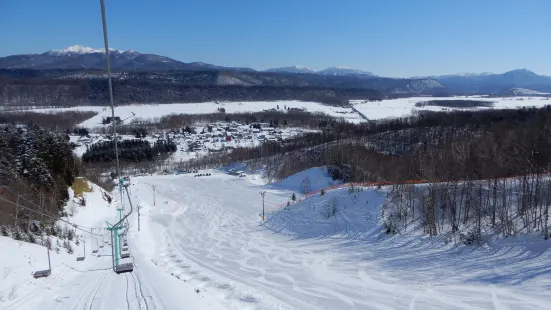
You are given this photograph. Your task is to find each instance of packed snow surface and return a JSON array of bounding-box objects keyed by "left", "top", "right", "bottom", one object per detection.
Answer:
[
  {"left": 127, "top": 171, "right": 550, "bottom": 309},
  {"left": 2, "top": 170, "right": 551, "bottom": 309}
]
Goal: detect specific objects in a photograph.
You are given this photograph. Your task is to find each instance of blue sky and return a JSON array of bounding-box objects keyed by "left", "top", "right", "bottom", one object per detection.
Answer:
[{"left": 1, "top": 0, "right": 550, "bottom": 77}]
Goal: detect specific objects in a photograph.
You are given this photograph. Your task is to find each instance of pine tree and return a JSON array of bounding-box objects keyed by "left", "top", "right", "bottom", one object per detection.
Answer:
[
  {"left": 0, "top": 225, "right": 9, "bottom": 237},
  {"left": 27, "top": 232, "right": 36, "bottom": 244},
  {"left": 67, "top": 228, "right": 74, "bottom": 241},
  {"left": 13, "top": 228, "right": 22, "bottom": 240}
]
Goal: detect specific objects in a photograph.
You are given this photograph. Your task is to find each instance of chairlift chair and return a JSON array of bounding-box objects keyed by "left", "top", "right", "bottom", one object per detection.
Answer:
[
  {"left": 33, "top": 246, "right": 52, "bottom": 278},
  {"left": 33, "top": 269, "right": 51, "bottom": 278},
  {"left": 120, "top": 252, "right": 130, "bottom": 258},
  {"left": 76, "top": 239, "right": 86, "bottom": 261},
  {"left": 115, "top": 262, "right": 134, "bottom": 273},
  {"left": 122, "top": 247, "right": 128, "bottom": 251}
]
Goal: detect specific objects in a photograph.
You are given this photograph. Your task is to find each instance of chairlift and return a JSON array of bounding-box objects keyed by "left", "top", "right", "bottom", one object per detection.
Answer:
[
  {"left": 115, "top": 262, "right": 134, "bottom": 273},
  {"left": 122, "top": 247, "right": 128, "bottom": 251},
  {"left": 76, "top": 239, "right": 86, "bottom": 261},
  {"left": 120, "top": 252, "right": 130, "bottom": 258},
  {"left": 33, "top": 246, "right": 51, "bottom": 278},
  {"left": 91, "top": 235, "right": 99, "bottom": 254},
  {"left": 33, "top": 269, "right": 51, "bottom": 278}
]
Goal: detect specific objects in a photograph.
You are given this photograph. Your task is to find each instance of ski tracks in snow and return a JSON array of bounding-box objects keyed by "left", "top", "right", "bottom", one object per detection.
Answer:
[
  {"left": 124, "top": 269, "right": 149, "bottom": 310},
  {"left": 137, "top": 175, "right": 551, "bottom": 310},
  {"left": 1, "top": 265, "right": 71, "bottom": 310}
]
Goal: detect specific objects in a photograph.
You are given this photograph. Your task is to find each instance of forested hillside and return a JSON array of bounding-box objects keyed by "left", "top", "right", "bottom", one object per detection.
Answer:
[
  {"left": 0, "top": 69, "right": 448, "bottom": 108},
  {"left": 0, "top": 125, "right": 81, "bottom": 227}
]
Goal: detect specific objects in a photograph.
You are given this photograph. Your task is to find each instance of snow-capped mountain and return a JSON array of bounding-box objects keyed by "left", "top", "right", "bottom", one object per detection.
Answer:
[
  {"left": 0, "top": 45, "right": 252, "bottom": 72},
  {"left": 44, "top": 45, "right": 103, "bottom": 56},
  {"left": 316, "top": 66, "right": 376, "bottom": 76},
  {"left": 264, "top": 66, "right": 315, "bottom": 74},
  {"left": 411, "top": 72, "right": 493, "bottom": 79},
  {"left": 264, "top": 65, "right": 377, "bottom": 76}
]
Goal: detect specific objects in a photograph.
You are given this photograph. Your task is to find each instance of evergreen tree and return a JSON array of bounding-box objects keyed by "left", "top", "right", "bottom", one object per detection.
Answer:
[{"left": 0, "top": 225, "right": 9, "bottom": 237}]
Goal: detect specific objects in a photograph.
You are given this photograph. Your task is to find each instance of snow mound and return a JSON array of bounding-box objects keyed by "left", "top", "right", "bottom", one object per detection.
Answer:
[
  {"left": 265, "top": 187, "right": 387, "bottom": 239},
  {"left": 268, "top": 167, "right": 340, "bottom": 194}
]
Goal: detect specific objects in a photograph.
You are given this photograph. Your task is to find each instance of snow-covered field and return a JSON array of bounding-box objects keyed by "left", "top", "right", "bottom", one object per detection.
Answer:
[
  {"left": 22, "top": 100, "right": 363, "bottom": 127},
  {"left": 352, "top": 96, "right": 551, "bottom": 120},
  {"left": 3, "top": 168, "right": 551, "bottom": 309},
  {"left": 12, "top": 97, "right": 551, "bottom": 130}
]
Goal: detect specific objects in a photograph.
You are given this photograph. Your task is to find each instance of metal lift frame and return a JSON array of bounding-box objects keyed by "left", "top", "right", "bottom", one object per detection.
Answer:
[
  {"left": 76, "top": 238, "right": 86, "bottom": 261},
  {"left": 33, "top": 246, "right": 51, "bottom": 278}
]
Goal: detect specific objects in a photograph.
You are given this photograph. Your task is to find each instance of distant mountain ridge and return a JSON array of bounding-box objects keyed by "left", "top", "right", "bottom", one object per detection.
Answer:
[
  {"left": 264, "top": 65, "right": 376, "bottom": 76},
  {"left": 430, "top": 69, "right": 551, "bottom": 94},
  {"left": 264, "top": 66, "right": 315, "bottom": 74},
  {"left": 0, "top": 45, "right": 255, "bottom": 72},
  {"left": 1, "top": 46, "right": 550, "bottom": 96}
]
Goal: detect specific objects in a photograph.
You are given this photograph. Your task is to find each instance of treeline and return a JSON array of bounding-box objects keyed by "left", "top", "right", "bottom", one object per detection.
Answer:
[
  {"left": 1, "top": 74, "right": 382, "bottom": 106},
  {"left": 82, "top": 139, "right": 177, "bottom": 163},
  {"left": 383, "top": 176, "right": 550, "bottom": 241},
  {"left": 415, "top": 99, "right": 494, "bottom": 108},
  {"left": 0, "top": 124, "right": 81, "bottom": 227},
  {"left": 0, "top": 110, "right": 98, "bottom": 132},
  {"left": 89, "top": 110, "right": 345, "bottom": 135},
  {"left": 0, "top": 105, "right": 68, "bottom": 111}
]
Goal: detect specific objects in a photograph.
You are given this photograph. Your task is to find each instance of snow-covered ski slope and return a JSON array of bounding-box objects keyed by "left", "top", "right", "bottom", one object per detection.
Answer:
[
  {"left": 3, "top": 169, "right": 551, "bottom": 309},
  {"left": 126, "top": 170, "right": 551, "bottom": 309},
  {"left": 0, "top": 181, "right": 222, "bottom": 310}
]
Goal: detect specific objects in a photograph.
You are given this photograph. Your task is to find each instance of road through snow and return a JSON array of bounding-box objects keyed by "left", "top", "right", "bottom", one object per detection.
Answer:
[{"left": 129, "top": 173, "right": 551, "bottom": 310}]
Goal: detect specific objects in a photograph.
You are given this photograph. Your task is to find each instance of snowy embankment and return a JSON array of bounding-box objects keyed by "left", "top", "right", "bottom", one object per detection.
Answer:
[
  {"left": 265, "top": 186, "right": 386, "bottom": 239},
  {"left": 267, "top": 167, "right": 341, "bottom": 194},
  {"left": 352, "top": 96, "right": 551, "bottom": 120},
  {"left": 264, "top": 183, "right": 551, "bottom": 309}
]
